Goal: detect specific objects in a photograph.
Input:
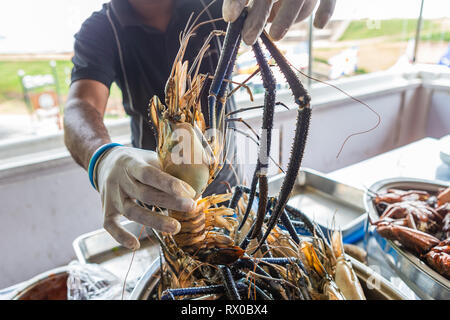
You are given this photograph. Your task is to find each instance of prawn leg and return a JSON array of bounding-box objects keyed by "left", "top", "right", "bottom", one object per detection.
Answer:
[
  {"left": 241, "top": 39, "right": 276, "bottom": 237},
  {"left": 208, "top": 10, "right": 246, "bottom": 129},
  {"left": 254, "top": 31, "right": 311, "bottom": 253}
]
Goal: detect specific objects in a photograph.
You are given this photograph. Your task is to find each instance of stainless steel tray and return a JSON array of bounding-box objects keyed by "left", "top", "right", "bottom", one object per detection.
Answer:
[
  {"left": 73, "top": 220, "right": 160, "bottom": 287},
  {"left": 364, "top": 177, "right": 450, "bottom": 300},
  {"left": 129, "top": 256, "right": 407, "bottom": 300},
  {"left": 269, "top": 168, "right": 367, "bottom": 242}
]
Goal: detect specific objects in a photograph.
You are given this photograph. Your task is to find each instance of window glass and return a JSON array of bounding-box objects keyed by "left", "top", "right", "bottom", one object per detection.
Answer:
[
  {"left": 310, "top": 0, "right": 425, "bottom": 80},
  {"left": 415, "top": 0, "right": 450, "bottom": 66},
  {"left": 0, "top": 0, "right": 125, "bottom": 141}
]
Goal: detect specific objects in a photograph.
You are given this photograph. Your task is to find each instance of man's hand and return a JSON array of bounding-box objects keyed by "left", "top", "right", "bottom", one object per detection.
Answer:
[
  {"left": 64, "top": 80, "right": 197, "bottom": 251},
  {"left": 223, "top": 0, "right": 336, "bottom": 45},
  {"left": 95, "top": 146, "right": 197, "bottom": 250}
]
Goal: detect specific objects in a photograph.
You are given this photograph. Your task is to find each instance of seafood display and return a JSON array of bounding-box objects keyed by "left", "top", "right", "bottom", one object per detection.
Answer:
[
  {"left": 371, "top": 187, "right": 450, "bottom": 279},
  {"left": 145, "top": 8, "right": 366, "bottom": 300},
  {"left": 151, "top": 190, "right": 366, "bottom": 300}
]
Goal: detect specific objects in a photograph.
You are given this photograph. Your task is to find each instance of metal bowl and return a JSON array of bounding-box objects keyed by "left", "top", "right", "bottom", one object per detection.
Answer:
[
  {"left": 11, "top": 266, "right": 69, "bottom": 300},
  {"left": 129, "top": 256, "right": 406, "bottom": 300},
  {"left": 364, "top": 177, "right": 450, "bottom": 300}
]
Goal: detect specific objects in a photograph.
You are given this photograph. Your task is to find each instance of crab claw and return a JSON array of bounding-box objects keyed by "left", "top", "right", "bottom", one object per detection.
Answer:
[
  {"left": 376, "top": 223, "right": 440, "bottom": 255},
  {"left": 425, "top": 239, "right": 450, "bottom": 279},
  {"left": 437, "top": 187, "right": 450, "bottom": 207}
]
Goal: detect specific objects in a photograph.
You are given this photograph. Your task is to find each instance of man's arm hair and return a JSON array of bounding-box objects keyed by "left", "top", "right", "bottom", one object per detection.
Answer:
[{"left": 64, "top": 79, "right": 112, "bottom": 170}]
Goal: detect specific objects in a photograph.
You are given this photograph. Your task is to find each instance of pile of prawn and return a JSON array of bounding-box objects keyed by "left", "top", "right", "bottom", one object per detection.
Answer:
[{"left": 153, "top": 205, "right": 366, "bottom": 300}]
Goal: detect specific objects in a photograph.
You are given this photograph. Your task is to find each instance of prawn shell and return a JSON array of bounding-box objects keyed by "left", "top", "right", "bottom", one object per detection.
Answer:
[
  {"left": 334, "top": 257, "right": 366, "bottom": 300},
  {"left": 161, "top": 122, "right": 210, "bottom": 198}
]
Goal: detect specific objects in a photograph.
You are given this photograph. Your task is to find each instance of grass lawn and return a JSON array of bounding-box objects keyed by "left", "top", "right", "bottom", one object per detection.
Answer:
[
  {"left": 0, "top": 59, "right": 124, "bottom": 118},
  {"left": 0, "top": 59, "right": 122, "bottom": 103},
  {"left": 0, "top": 60, "right": 72, "bottom": 102},
  {"left": 339, "top": 19, "right": 450, "bottom": 42}
]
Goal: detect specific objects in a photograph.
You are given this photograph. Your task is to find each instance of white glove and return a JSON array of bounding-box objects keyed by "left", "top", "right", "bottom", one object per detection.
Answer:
[
  {"left": 94, "top": 146, "right": 196, "bottom": 250},
  {"left": 223, "top": 0, "right": 336, "bottom": 45}
]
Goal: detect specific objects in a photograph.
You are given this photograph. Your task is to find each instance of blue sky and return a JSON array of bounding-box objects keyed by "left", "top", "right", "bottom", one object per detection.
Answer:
[{"left": 0, "top": 0, "right": 448, "bottom": 54}]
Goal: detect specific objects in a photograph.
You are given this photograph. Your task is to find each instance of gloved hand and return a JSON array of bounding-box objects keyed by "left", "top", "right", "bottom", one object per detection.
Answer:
[
  {"left": 223, "top": 0, "right": 336, "bottom": 45},
  {"left": 94, "top": 146, "right": 197, "bottom": 250}
]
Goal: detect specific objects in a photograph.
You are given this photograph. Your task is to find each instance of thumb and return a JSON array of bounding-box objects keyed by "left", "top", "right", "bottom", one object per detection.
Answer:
[
  {"left": 104, "top": 215, "right": 140, "bottom": 250},
  {"left": 313, "top": 0, "right": 336, "bottom": 29},
  {"left": 223, "top": 0, "right": 247, "bottom": 22}
]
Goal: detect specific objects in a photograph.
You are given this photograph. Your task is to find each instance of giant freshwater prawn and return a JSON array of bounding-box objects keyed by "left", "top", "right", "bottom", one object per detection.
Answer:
[{"left": 132, "top": 4, "right": 371, "bottom": 300}]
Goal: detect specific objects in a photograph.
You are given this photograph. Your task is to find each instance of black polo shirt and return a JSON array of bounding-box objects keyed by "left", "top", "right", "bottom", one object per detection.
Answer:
[
  {"left": 72, "top": 0, "right": 227, "bottom": 149},
  {"left": 71, "top": 0, "right": 240, "bottom": 193}
]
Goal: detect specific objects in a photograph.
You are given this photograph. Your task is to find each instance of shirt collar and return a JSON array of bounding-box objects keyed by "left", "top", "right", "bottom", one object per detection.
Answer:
[
  {"left": 110, "top": 0, "right": 184, "bottom": 29},
  {"left": 110, "top": 0, "right": 141, "bottom": 27}
]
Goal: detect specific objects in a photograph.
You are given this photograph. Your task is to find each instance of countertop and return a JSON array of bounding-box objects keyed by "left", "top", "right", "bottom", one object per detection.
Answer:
[
  {"left": 328, "top": 137, "right": 450, "bottom": 188},
  {"left": 328, "top": 136, "right": 449, "bottom": 299}
]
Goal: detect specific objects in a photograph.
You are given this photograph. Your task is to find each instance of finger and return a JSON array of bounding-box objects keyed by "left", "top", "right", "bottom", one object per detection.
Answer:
[
  {"left": 295, "top": 0, "right": 318, "bottom": 22},
  {"left": 223, "top": 0, "right": 247, "bottom": 22},
  {"left": 269, "top": 0, "right": 306, "bottom": 41},
  {"left": 124, "top": 178, "right": 195, "bottom": 212},
  {"left": 313, "top": 0, "right": 336, "bottom": 28},
  {"left": 242, "top": 0, "right": 275, "bottom": 45},
  {"left": 127, "top": 159, "right": 196, "bottom": 198},
  {"left": 104, "top": 214, "right": 140, "bottom": 250},
  {"left": 123, "top": 199, "right": 181, "bottom": 234}
]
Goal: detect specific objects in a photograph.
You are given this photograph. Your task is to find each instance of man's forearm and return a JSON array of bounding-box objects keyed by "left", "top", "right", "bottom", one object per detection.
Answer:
[{"left": 64, "top": 98, "right": 111, "bottom": 170}]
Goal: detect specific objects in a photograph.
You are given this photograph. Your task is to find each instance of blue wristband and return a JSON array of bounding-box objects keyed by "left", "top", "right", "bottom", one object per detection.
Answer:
[{"left": 88, "top": 143, "right": 123, "bottom": 189}]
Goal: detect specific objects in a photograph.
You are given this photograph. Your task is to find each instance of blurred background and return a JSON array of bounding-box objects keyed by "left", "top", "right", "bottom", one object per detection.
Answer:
[
  {"left": 0, "top": 0, "right": 448, "bottom": 140},
  {"left": 1, "top": 0, "right": 449, "bottom": 292}
]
